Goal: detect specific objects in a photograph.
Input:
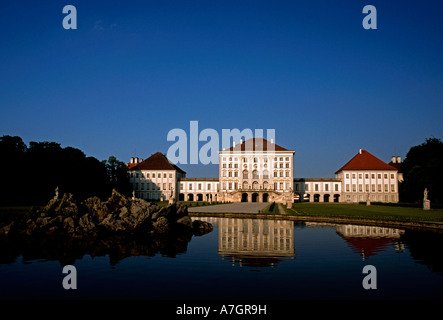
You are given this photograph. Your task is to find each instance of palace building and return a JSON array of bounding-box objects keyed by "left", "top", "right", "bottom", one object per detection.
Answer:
[{"left": 128, "top": 139, "right": 401, "bottom": 204}]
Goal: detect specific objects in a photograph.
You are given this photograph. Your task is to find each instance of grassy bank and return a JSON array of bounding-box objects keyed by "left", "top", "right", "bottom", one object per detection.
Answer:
[{"left": 286, "top": 203, "right": 443, "bottom": 225}]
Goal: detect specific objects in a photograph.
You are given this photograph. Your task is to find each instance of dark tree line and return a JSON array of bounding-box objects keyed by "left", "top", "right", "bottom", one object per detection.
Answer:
[
  {"left": 400, "top": 137, "right": 443, "bottom": 204},
  {"left": 0, "top": 135, "right": 131, "bottom": 206}
]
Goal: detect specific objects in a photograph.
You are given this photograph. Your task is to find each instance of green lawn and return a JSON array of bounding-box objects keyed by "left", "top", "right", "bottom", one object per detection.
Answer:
[{"left": 286, "top": 202, "right": 443, "bottom": 224}]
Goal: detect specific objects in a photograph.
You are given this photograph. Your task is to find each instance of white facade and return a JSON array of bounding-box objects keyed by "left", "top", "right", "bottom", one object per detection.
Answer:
[
  {"left": 179, "top": 178, "right": 219, "bottom": 202},
  {"left": 336, "top": 170, "right": 399, "bottom": 203},
  {"left": 129, "top": 146, "right": 400, "bottom": 204}
]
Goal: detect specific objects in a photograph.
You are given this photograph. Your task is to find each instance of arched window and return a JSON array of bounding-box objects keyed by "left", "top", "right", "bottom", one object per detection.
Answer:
[
  {"left": 252, "top": 170, "right": 259, "bottom": 179},
  {"left": 242, "top": 181, "right": 248, "bottom": 190},
  {"left": 263, "top": 181, "right": 269, "bottom": 190},
  {"left": 243, "top": 170, "right": 248, "bottom": 179},
  {"left": 262, "top": 170, "right": 269, "bottom": 179},
  {"left": 253, "top": 181, "right": 259, "bottom": 190}
]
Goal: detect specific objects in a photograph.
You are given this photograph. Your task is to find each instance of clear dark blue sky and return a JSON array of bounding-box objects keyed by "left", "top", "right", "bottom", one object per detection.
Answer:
[{"left": 1, "top": 0, "right": 442, "bottom": 178}]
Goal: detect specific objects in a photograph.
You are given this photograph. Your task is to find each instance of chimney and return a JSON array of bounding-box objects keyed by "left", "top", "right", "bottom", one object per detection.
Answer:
[
  {"left": 359, "top": 149, "right": 362, "bottom": 154},
  {"left": 233, "top": 141, "right": 236, "bottom": 148},
  {"left": 396, "top": 156, "right": 401, "bottom": 163},
  {"left": 391, "top": 156, "right": 396, "bottom": 163},
  {"left": 130, "top": 157, "right": 134, "bottom": 164},
  {"left": 271, "top": 138, "right": 274, "bottom": 144},
  {"left": 240, "top": 138, "right": 243, "bottom": 144}
]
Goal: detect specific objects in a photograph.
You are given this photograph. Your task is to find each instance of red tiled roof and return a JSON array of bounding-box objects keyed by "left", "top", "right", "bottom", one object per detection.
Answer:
[
  {"left": 129, "top": 152, "right": 186, "bottom": 174},
  {"left": 227, "top": 138, "right": 290, "bottom": 152},
  {"left": 335, "top": 150, "right": 397, "bottom": 173}
]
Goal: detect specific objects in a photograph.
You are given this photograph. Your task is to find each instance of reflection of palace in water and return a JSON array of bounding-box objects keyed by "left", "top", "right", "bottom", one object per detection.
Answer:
[
  {"left": 335, "top": 223, "right": 405, "bottom": 261},
  {"left": 216, "top": 218, "right": 295, "bottom": 267}
]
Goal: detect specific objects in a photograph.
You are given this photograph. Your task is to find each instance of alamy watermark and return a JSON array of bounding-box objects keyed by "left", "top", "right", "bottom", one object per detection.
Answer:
[{"left": 166, "top": 121, "right": 276, "bottom": 165}]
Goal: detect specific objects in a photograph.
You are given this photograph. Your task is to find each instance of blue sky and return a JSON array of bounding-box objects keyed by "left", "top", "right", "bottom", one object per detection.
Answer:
[{"left": 1, "top": 0, "right": 442, "bottom": 178}]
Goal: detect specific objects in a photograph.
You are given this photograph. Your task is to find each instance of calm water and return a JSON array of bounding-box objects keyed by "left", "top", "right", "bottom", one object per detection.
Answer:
[{"left": 1, "top": 217, "right": 443, "bottom": 300}]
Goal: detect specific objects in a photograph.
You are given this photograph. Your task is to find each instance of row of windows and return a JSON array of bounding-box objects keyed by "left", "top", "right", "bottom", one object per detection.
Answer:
[
  {"left": 181, "top": 183, "right": 218, "bottom": 191},
  {"left": 131, "top": 172, "right": 174, "bottom": 179},
  {"left": 222, "top": 157, "right": 291, "bottom": 162},
  {"left": 345, "top": 173, "right": 396, "bottom": 180},
  {"left": 221, "top": 181, "right": 291, "bottom": 190},
  {"left": 222, "top": 170, "right": 291, "bottom": 178},
  {"left": 296, "top": 184, "right": 340, "bottom": 192},
  {"left": 134, "top": 182, "right": 173, "bottom": 191},
  {"left": 345, "top": 184, "right": 396, "bottom": 192}
]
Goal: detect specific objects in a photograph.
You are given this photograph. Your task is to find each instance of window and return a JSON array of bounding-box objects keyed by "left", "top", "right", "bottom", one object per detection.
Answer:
[
  {"left": 359, "top": 184, "right": 362, "bottom": 192},
  {"left": 180, "top": 183, "right": 183, "bottom": 190},
  {"left": 228, "top": 171, "right": 232, "bottom": 177},
  {"left": 378, "top": 174, "right": 381, "bottom": 179},
  {"left": 263, "top": 170, "right": 269, "bottom": 179},
  {"left": 274, "top": 182, "right": 277, "bottom": 190},
  {"left": 286, "top": 157, "right": 289, "bottom": 161},
  {"left": 223, "top": 164, "right": 226, "bottom": 168},
  {"left": 391, "top": 184, "right": 395, "bottom": 192},
  {"left": 274, "top": 171, "right": 278, "bottom": 177},
  {"left": 243, "top": 170, "right": 248, "bottom": 179},
  {"left": 384, "top": 174, "right": 388, "bottom": 179},
  {"left": 365, "top": 174, "right": 369, "bottom": 179},
  {"left": 169, "top": 174, "right": 172, "bottom": 178},
  {"left": 243, "top": 158, "right": 248, "bottom": 163},
  {"left": 325, "top": 184, "right": 329, "bottom": 191},
  {"left": 346, "top": 174, "right": 349, "bottom": 179},
  {"left": 306, "top": 184, "right": 309, "bottom": 191},
  {"left": 189, "top": 184, "right": 193, "bottom": 190},
  {"left": 366, "top": 184, "right": 369, "bottom": 192},
  {"left": 228, "top": 182, "right": 232, "bottom": 190},
  {"left": 228, "top": 163, "right": 232, "bottom": 168},
  {"left": 164, "top": 174, "right": 166, "bottom": 178},
  {"left": 152, "top": 173, "right": 155, "bottom": 178},
  {"left": 352, "top": 184, "right": 356, "bottom": 192},
  {"left": 280, "top": 157, "right": 283, "bottom": 161},
  {"left": 295, "top": 184, "right": 299, "bottom": 191},
  {"left": 286, "top": 163, "right": 289, "bottom": 168},
  {"left": 352, "top": 174, "right": 356, "bottom": 179},
  {"left": 359, "top": 174, "right": 362, "bottom": 179},
  {"left": 279, "top": 171, "right": 283, "bottom": 177},
  {"left": 378, "top": 184, "right": 382, "bottom": 192},
  {"left": 198, "top": 183, "right": 202, "bottom": 190},
  {"left": 335, "top": 184, "right": 339, "bottom": 191},
  {"left": 163, "top": 183, "right": 166, "bottom": 190},
  {"left": 253, "top": 157, "right": 258, "bottom": 163},
  {"left": 372, "top": 174, "right": 375, "bottom": 179},
  {"left": 315, "top": 184, "right": 319, "bottom": 191},
  {"left": 136, "top": 173, "right": 139, "bottom": 178},
  {"left": 385, "top": 184, "right": 388, "bottom": 192},
  {"left": 208, "top": 184, "right": 211, "bottom": 190},
  {"left": 146, "top": 173, "right": 150, "bottom": 178},
  {"left": 391, "top": 174, "right": 395, "bottom": 179},
  {"left": 234, "top": 171, "right": 238, "bottom": 177},
  {"left": 169, "top": 183, "right": 172, "bottom": 190},
  {"left": 280, "top": 163, "right": 283, "bottom": 168},
  {"left": 286, "top": 171, "right": 289, "bottom": 177},
  {"left": 372, "top": 184, "right": 375, "bottom": 192},
  {"left": 234, "top": 163, "right": 238, "bottom": 168},
  {"left": 279, "top": 182, "right": 283, "bottom": 190},
  {"left": 252, "top": 170, "right": 259, "bottom": 179}
]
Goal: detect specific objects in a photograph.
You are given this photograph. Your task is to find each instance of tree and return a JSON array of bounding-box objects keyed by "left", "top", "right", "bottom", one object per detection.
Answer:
[
  {"left": 400, "top": 137, "right": 443, "bottom": 204},
  {"left": 102, "top": 156, "right": 131, "bottom": 196}
]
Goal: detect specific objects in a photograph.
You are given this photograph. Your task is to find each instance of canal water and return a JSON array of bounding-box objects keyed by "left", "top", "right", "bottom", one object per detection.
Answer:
[{"left": 0, "top": 217, "right": 442, "bottom": 300}]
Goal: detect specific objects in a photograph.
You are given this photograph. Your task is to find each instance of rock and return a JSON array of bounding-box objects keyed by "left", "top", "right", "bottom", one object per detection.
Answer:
[
  {"left": 192, "top": 220, "right": 213, "bottom": 236},
  {"left": 176, "top": 216, "right": 193, "bottom": 230},
  {"left": 152, "top": 216, "right": 170, "bottom": 233},
  {"left": 0, "top": 221, "right": 15, "bottom": 236},
  {"left": 63, "top": 217, "right": 75, "bottom": 233}
]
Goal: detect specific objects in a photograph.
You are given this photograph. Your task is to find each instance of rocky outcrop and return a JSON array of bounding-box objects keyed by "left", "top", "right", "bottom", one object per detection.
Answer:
[{"left": 0, "top": 190, "right": 212, "bottom": 238}]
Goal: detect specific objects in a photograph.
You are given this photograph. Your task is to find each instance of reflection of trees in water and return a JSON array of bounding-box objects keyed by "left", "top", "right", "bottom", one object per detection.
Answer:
[
  {"left": 0, "top": 232, "right": 194, "bottom": 266},
  {"left": 400, "top": 229, "right": 443, "bottom": 274}
]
